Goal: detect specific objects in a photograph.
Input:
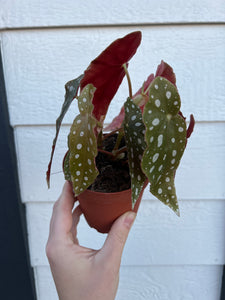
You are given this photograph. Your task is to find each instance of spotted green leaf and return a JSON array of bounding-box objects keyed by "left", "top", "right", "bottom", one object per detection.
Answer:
[
  {"left": 63, "top": 151, "right": 71, "bottom": 181},
  {"left": 141, "top": 77, "right": 187, "bottom": 215},
  {"left": 46, "top": 74, "right": 83, "bottom": 187},
  {"left": 124, "top": 98, "right": 147, "bottom": 208},
  {"left": 68, "top": 84, "right": 99, "bottom": 196},
  {"left": 150, "top": 171, "right": 179, "bottom": 216}
]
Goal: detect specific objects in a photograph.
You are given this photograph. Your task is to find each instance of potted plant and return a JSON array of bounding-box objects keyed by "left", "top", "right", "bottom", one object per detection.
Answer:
[{"left": 46, "top": 31, "right": 195, "bottom": 233}]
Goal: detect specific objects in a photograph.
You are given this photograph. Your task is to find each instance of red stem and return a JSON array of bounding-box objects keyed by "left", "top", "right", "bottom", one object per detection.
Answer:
[
  {"left": 97, "top": 148, "right": 115, "bottom": 157},
  {"left": 102, "top": 127, "right": 123, "bottom": 141}
]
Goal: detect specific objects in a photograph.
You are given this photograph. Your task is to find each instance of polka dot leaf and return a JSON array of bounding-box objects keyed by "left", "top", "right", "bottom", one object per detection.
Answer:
[
  {"left": 63, "top": 150, "right": 71, "bottom": 181},
  {"left": 46, "top": 74, "right": 83, "bottom": 187},
  {"left": 68, "top": 84, "right": 99, "bottom": 197},
  {"left": 123, "top": 98, "right": 147, "bottom": 208},
  {"left": 150, "top": 171, "right": 180, "bottom": 216},
  {"left": 141, "top": 76, "right": 187, "bottom": 215}
]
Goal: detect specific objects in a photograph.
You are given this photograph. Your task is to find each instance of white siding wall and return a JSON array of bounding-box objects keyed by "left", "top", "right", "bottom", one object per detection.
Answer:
[{"left": 1, "top": 1, "right": 225, "bottom": 299}]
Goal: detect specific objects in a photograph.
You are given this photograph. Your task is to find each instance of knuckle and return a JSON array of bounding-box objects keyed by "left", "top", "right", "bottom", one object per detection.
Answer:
[
  {"left": 53, "top": 200, "right": 59, "bottom": 212},
  {"left": 45, "top": 240, "right": 54, "bottom": 260},
  {"left": 45, "top": 239, "right": 59, "bottom": 261}
]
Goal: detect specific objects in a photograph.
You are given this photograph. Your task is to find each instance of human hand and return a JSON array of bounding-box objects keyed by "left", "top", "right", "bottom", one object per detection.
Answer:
[{"left": 46, "top": 181, "right": 136, "bottom": 300}]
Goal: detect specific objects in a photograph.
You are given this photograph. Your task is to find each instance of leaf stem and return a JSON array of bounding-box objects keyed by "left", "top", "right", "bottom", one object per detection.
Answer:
[
  {"left": 123, "top": 63, "right": 133, "bottom": 98},
  {"left": 97, "top": 148, "right": 115, "bottom": 158},
  {"left": 113, "top": 146, "right": 127, "bottom": 156},
  {"left": 102, "top": 127, "right": 123, "bottom": 141},
  {"left": 143, "top": 82, "right": 152, "bottom": 96},
  {"left": 113, "top": 129, "right": 124, "bottom": 152}
]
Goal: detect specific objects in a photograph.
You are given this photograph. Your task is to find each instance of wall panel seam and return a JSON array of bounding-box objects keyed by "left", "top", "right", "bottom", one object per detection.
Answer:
[{"left": 0, "top": 22, "right": 225, "bottom": 32}]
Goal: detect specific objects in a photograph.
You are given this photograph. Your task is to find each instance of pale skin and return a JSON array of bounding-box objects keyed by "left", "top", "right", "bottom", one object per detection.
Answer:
[{"left": 46, "top": 181, "right": 136, "bottom": 300}]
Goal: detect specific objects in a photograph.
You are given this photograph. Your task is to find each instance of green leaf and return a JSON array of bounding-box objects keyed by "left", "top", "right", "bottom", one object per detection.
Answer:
[
  {"left": 46, "top": 74, "right": 84, "bottom": 187},
  {"left": 141, "top": 77, "right": 186, "bottom": 215},
  {"left": 123, "top": 98, "right": 147, "bottom": 208},
  {"left": 68, "top": 84, "right": 99, "bottom": 196},
  {"left": 63, "top": 151, "right": 71, "bottom": 181},
  {"left": 150, "top": 171, "right": 180, "bottom": 216}
]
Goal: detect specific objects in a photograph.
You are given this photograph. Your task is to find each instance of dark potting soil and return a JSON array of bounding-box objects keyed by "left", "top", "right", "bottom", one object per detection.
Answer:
[{"left": 88, "top": 134, "right": 131, "bottom": 193}]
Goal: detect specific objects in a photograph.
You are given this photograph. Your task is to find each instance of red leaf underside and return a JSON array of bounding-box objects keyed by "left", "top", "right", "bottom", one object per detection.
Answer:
[
  {"left": 80, "top": 31, "right": 142, "bottom": 123},
  {"left": 106, "top": 60, "right": 177, "bottom": 131}
]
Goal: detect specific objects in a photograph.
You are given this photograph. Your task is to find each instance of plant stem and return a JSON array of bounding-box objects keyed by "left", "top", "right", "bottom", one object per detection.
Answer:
[
  {"left": 102, "top": 127, "right": 123, "bottom": 141},
  {"left": 113, "top": 129, "right": 124, "bottom": 152},
  {"left": 123, "top": 63, "right": 132, "bottom": 99},
  {"left": 97, "top": 148, "right": 115, "bottom": 158},
  {"left": 114, "top": 146, "right": 127, "bottom": 155},
  {"left": 143, "top": 82, "right": 151, "bottom": 96}
]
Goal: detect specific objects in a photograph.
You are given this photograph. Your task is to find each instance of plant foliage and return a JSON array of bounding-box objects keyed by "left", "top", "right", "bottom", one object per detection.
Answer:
[
  {"left": 123, "top": 98, "right": 147, "bottom": 207},
  {"left": 142, "top": 77, "right": 187, "bottom": 214},
  {"left": 68, "top": 84, "right": 99, "bottom": 196},
  {"left": 46, "top": 75, "right": 83, "bottom": 187},
  {"left": 47, "top": 31, "right": 195, "bottom": 216},
  {"left": 80, "top": 31, "right": 141, "bottom": 124}
]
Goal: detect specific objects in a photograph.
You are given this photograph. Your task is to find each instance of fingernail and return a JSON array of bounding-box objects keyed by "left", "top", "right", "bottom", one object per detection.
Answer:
[{"left": 124, "top": 212, "right": 136, "bottom": 229}]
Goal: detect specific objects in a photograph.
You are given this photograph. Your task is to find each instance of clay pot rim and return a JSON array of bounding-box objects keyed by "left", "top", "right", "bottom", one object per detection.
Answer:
[
  {"left": 81, "top": 179, "right": 149, "bottom": 196},
  {"left": 79, "top": 180, "right": 148, "bottom": 206}
]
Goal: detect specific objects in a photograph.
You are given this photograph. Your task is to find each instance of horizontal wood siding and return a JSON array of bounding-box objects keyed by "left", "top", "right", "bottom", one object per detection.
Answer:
[
  {"left": 35, "top": 265, "right": 223, "bottom": 300},
  {"left": 1, "top": 0, "right": 225, "bottom": 298},
  {"left": 1, "top": 26, "right": 225, "bottom": 126},
  {"left": 0, "top": 0, "right": 225, "bottom": 29},
  {"left": 26, "top": 200, "right": 225, "bottom": 267},
  {"left": 14, "top": 123, "right": 225, "bottom": 203}
]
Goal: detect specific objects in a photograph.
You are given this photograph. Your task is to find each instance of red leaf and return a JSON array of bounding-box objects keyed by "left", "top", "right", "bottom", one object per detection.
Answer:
[
  {"left": 105, "top": 73, "right": 154, "bottom": 131},
  {"left": 155, "top": 60, "right": 176, "bottom": 86},
  {"left": 106, "top": 60, "right": 175, "bottom": 131},
  {"left": 187, "top": 114, "right": 195, "bottom": 138},
  {"left": 104, "top": 105, "right": 125, "bottom": 131},
  {"left": 80, "top": 31, "right": 142, "bottom": 123},
  {"left": 134, "top": 74, "right": 155, "bottom": 99}
]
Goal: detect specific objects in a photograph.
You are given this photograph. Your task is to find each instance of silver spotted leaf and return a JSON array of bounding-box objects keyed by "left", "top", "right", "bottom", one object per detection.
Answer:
[
  {"left": 124, "top": 98, "right": 147, "bottom": 208},
  {"left": 150, "top": 171, "right": 180, "bottom": 216},
  {"left": 63, "top": 150, "right": 71, "bottom": 181},
  {"left": 141, "top": 76, "right": 187, "bottom": 215},
  {"left": 46, "top": 74, "right": 83, "bottom": 187},
  {"left": 68, "top": 84, "right": 99, "bottom": 196}
]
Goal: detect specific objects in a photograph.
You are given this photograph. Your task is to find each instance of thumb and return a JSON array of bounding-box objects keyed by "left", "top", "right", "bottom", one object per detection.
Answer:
[{"left": 101, "top": 211, "right": 136, "bottom": 265}]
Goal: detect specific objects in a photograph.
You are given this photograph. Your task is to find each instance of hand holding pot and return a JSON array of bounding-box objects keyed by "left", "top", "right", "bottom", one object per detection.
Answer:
[{"left": 46, "top": 181, "right": 136, "bottom": 300}]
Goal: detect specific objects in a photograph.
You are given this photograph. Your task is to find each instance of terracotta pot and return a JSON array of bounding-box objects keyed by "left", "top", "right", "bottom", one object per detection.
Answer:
[{"left": 77, "top": 181, "right": 148, "bottom": 233}]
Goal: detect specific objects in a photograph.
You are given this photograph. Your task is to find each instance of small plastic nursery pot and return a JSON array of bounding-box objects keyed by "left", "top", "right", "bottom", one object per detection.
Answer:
[{"left": 78, "top": 181, "right": 148, "bottom": 233}]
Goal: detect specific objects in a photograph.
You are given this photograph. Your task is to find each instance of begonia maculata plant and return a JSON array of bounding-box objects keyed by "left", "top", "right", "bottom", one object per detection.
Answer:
[{"left": 47, "top": 31, "right": 195, "bottom": 216}]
